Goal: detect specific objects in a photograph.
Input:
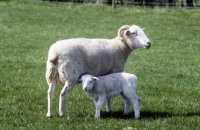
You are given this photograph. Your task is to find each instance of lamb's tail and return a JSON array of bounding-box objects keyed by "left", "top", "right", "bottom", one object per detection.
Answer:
[
  {"left": 46, "top": 48, "right": 58, "bottom": 83},
  {"left": 138, "top": 97, "right": 142, "bottom": 102}
]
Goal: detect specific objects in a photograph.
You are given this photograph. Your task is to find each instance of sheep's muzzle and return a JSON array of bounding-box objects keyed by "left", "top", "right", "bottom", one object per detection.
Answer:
[{"left": 146, "top": 42, "right": 151, "bottom": 49}]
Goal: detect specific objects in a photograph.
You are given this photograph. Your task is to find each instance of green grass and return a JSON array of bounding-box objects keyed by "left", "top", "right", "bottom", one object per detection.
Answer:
[{"left": 0, "top": 1, "right": 200, "bottom": 129}]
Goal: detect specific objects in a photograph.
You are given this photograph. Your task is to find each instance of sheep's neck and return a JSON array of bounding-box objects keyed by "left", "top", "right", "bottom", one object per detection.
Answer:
[{"left": 116, "top": 39, "right": 133, "bottom": 61}]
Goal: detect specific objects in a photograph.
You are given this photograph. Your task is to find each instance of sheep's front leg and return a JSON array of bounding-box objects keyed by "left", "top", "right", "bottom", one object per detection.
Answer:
[
  {"left": 59, "top": 81, "right": 75, "bottom": 116},
  {"left": 94, "top": 98, "right": 105, "bottom": 118},
  {"left": 47, "top": 79, "right": 56, "bottom": 117},
  {"left": 106, "top": 98, "right": 112, "bottom": 113}
]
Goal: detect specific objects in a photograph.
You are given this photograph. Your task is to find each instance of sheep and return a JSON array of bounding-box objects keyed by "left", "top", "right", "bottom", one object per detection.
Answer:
[
  {"left": 79, "top": 73, "right": 141, "bottom": 119},
  {"left": 46, "top": 24, "right": 151, "bottom": 117}
]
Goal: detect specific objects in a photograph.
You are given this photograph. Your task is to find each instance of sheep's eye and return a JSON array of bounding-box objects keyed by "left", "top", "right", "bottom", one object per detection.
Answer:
[{"left": 131, "top": 32, "right": 137, "bottom": 36}]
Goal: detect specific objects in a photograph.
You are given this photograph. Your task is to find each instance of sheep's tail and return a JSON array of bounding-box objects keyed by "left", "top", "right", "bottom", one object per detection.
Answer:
[{"left": 46, "top": 48, "right": 58, "bottom": 83}]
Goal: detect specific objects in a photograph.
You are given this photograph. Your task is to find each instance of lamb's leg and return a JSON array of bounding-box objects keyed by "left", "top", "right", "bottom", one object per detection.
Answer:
[
  {"left": 59, "top": 81, "right": 75, "bottom": 116},
  {"left": 46, "top": 79, "right": 56, "bottom": 117},
  {"left": 94, "top": 98, "right": 105, "bottom": 118},
  {"left": 106, "top": 99, "right": 112, "bottom": 113},
  {"left": 121, "top": 95, "right": 131, "bottom": 116},
  {"left": 129, "top": 94, "right": 140, "bottom": 119}
]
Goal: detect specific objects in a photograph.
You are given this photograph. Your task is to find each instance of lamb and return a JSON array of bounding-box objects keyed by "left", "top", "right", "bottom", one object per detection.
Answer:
[
  {"left": 46, "top": 24, "right": 151, "bottom": 117},
  {"left": 79, "top": 73, "right": 141, "bottom": 119}
]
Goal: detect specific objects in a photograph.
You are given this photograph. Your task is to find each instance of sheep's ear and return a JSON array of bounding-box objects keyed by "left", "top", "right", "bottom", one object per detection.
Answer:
[
  {"left": 119, "top": 30, "right": 131, "bottom": 40},
  {"left": 124, "top": 30, "right": 131, "bottom": 36},
  {"left": 93, "top": 77, "right": 99, "bottom": 81},
  {"left": 142, "top": 28, "right": 145, "bottom": 31},
  {"left": 118, "top": 25, "right": 130, "bottom": 39}
]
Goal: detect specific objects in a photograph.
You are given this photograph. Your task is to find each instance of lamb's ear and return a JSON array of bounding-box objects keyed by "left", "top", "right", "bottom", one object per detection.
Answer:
[
  {"left": 142, "top": 28, "right": 145, "bottom": 30},
  {"left": 93, "top": 77, "right": 99, "bottom": 81},
  {"left": 77, "top": 79, "right": 82, "bottom": 84}
]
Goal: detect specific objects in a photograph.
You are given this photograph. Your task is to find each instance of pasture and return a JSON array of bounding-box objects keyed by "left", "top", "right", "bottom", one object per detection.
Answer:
[{"left": 0, "top": 0, "right": 200, "bottom": 129}]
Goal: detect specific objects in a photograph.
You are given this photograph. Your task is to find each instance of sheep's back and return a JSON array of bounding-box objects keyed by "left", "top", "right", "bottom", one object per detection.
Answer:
[{"left": 52, "top": 38, "right": 126, "bottom": 76}]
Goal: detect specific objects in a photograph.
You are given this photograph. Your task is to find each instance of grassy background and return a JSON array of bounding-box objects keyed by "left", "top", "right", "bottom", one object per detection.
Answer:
[{"left": 0, "top": 0, "right": 200, "bottom": 129}]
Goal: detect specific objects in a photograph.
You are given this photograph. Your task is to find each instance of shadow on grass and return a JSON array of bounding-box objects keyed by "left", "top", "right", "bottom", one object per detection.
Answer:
[
  {"left": 140, "top": 111, "right": 173, "bottom": 119},
  {"left": 100, "top": 110, "right": 200, "bottom": 119},
  {"left": 186, "top": 112, "right": 200, "bottom": 117},
  {"left": 100, "top": 111, "right": 171, "bottom": 119}
]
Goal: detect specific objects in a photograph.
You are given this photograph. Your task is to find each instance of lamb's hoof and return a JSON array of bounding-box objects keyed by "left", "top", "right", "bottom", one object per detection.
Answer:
[
  {"left": 134, "top": 114, "right": 140, "bottom": 119},
  {"left": 107, "top": 111, "right": 112, "bottom": 114},
  {"left": 123, "top": 113, "right": 129, "bottom": 116},
  {"left": 46, "top": 113, "right": 52, "bottom": 118},
  {"left": 95, "top": 116, "right": 100, "bottom": 119},
  {"left": 134, "top": 116, "right": 140, "bottom": 119}
]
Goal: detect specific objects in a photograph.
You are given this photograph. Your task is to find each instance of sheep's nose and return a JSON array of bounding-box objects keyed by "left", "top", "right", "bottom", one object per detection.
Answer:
[{"left": 146, "top": 42, "right": 151, "bottom": 49}]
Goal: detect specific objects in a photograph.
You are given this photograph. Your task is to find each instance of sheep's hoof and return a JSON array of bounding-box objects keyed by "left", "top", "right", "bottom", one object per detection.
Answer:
[
  {"left": 59, "top": 114, "right": 65, "bottom": 117},
  {"left": 46, "top": 113, "right": 52, "bottom": 118},
  {"left": 59, "top": 112, "right": 65, "bottom": 117}
]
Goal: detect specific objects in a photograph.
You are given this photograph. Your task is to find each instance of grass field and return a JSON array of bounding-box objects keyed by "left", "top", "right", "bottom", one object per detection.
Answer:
[{"left": 0, "top": 0, "right": 200, "bottom": 129}]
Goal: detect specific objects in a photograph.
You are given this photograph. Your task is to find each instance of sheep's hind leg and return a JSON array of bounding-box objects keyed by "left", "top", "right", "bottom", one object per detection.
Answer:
[
  {"left": 46, "top": 79, "right": 56, "bottom": 117},
  {"left": 59, "top": 81, "right": 75, "bottom": 117}
]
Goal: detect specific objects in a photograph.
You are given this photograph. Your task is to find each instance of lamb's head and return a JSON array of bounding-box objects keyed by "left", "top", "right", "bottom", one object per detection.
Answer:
[
  {"left": 118, "top": 25, "right": 151, "bottom": 50},
  {"left": 79, "top": 74, "right": 99, "bottom": 91}
]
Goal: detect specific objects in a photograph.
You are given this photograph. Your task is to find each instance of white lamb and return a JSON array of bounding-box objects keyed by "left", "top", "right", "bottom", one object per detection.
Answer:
[
  {"left": 46, "top": 24, "right": 151, "bottom": 117},
  {"left": 79, "top": 73, "right": 141, "bottom": 119}
]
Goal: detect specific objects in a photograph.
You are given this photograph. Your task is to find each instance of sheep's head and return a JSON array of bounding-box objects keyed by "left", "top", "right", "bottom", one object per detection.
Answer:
[
  {"left": 118, "top": 25, "right": 151, "bottom": 50},
  {"left": 79, "top": 74, "right": 99, "bottom": 92}
]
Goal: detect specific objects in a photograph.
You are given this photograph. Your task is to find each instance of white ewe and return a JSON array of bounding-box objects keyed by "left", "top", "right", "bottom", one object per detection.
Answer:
[
  {"left": 79, "top": 73, "right": 141, "bottom": 119},
  {"left": 46, "top": 24, "right": 151, "bottom": 117}
]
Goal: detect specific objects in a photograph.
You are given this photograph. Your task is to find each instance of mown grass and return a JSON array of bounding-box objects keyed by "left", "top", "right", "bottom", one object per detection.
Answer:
[{"left": 0, "top": 1, "right": 200, "bottom": 129}]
